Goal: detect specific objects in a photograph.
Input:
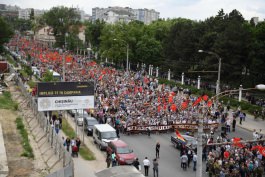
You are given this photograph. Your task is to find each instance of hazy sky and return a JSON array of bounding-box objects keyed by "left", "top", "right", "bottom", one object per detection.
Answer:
[{"left": 1, "top": 0, "right": 265, "bottom": 21}]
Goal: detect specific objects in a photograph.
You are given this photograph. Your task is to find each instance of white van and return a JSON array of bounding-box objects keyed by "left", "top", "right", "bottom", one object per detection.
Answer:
[{"left": 93, "top": 124, "right": 118, "bottom": 150}]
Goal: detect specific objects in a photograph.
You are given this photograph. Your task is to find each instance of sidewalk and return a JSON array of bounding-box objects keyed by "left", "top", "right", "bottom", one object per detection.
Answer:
[
  {"left": 59, "top": 112, "right": 106, "bottom": 177},
  {"left": 229, "top": 109, "right": 265, "bottom": 135}
]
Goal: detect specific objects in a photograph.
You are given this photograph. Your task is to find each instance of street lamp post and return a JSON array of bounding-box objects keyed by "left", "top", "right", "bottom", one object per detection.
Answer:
[
  {"left": 87, "top": 48, "right": 91, "bottom": 60},
  {"left": 181, "top": 72, "right": 184, "bottom": 85},
  {"left": 198, "top": 50, "right": 222, "bottom": 99}
]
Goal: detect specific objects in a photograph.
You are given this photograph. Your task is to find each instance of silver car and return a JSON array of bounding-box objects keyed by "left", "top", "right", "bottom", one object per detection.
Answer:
[{"left": 76, "top": 116, "right": 84, "bottom": 126}]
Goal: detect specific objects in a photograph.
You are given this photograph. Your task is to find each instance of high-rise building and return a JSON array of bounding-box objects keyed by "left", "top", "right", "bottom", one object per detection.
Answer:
[
  {"left": 135, "top": 8, "right": 160, "bottom": 24},
  {"left": 92, "top": 6, "right": 159, "bottom": 24}
]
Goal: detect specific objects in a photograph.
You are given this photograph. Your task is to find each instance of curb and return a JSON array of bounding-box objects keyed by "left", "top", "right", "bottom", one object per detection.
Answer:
[
  {"left": 237, "top": 124, "right": 253, "bottom": 132},
  {"left": 0, "top": 123, "right": 9, "bottom": 176}
]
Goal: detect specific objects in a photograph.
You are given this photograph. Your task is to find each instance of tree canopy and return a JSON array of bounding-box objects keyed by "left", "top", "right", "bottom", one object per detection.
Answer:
[
  {"left": 43, "top": 6, "right": 81, "bottom": 48},
  {"left": 83, "top": 9, "right": 264, "bottom": 87},
  {"left": 0, "top": 17, "right": 14, "bottom": 53}
]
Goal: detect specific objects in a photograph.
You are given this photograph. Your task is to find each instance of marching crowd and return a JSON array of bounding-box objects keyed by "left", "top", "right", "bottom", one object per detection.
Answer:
[{"left": 7, "top": 36, "right": 265, "bottom": 177}]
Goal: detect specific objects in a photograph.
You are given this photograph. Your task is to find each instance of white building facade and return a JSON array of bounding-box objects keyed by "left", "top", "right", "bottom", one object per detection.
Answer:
[
  {"left": 92, "top": 6, "right": 159, "bottom": 24},
  {"left": 18, "top": 8, "right": 31, "bottom": 20}
]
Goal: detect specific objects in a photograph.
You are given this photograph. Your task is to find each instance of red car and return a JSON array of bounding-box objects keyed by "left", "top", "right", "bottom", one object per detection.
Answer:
[{"left": 106, "top": 140, "right": 136, "bottom": 165}]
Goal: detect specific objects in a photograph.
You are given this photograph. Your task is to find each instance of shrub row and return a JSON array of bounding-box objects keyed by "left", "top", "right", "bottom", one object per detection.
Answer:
[
  {"left": 15, "top": 117, "right": 34, "bottom": 158},
  {"left": 220, "top": 97, "right": 262, "bottom": 114}
]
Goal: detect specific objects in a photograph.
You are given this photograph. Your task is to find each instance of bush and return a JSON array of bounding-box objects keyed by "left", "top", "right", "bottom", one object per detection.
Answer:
[
  {"left": 220, "top": 97, "right": 263, "bottom": 115},
  {"left": 0, "top": 91, "right": 17, "bottom": 110},
  {"left": 15, "top": 117, "right": 34, "bottom": 158},
  {"left": 27, "top": 80, "right": 36, "bottom": 88}
]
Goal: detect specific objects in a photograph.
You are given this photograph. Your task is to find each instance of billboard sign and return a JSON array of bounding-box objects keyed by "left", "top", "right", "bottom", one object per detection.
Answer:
[{"left": 37, "top": 82, "right": 94, "bottom": 111}]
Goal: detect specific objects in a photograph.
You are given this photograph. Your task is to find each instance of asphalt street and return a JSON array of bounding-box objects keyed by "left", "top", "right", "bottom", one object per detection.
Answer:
[{"left": 120, "top": 124, "right": 253, "bottom": 177}]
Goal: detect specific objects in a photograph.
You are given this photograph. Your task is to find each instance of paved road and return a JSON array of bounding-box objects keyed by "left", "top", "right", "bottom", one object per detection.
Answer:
[{"left": 120, "top": 124, "right": 253, "bottom": 177}]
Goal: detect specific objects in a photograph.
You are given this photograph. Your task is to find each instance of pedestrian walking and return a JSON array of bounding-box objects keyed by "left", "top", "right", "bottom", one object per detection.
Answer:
[
  {"left": 111, "top": 152, "right": 117, "bottom": 167},
  {"left": 155, "top": 142, "right": 160, "bottom": 158},
  {"left": 193, "top": 152, "right": 197, "bottom": 171},
  {"left": 232, "top": 117, "right": 236, "bottom": 132},
  {"left": 153, "top": 158, "right": 159, "bottom": 177},
  {"left": 54, "top": 118, "right": 60, "bottom": 134},
  {"left": 75, "top": 137, "right": 81, "bottom": 152},
  {"left": 106, "top": 153, "right": 112, "bottom": 168},
  {"left": 239, "top": 112, "right": 244, "bottom": 125},
  {"left": 65, "top": 137, "right": 71, "bottom": 152},
  {"left": 147, "top": 127, "right": 151, "bottom": 137},
  {"left": 143, "top": 157, "right": 150, "bottom": 176},
  {"left": 180, "top": 153, "right": 188, "bottom": 170},
  {"left": 133, "top": 158, "right": 140, "bottom": 170},
  {"left": 187, "top": 149, "right": 193, "bottom": 168}
]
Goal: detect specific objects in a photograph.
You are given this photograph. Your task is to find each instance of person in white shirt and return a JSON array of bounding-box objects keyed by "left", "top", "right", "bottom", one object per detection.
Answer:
[{"left": 143, "top": 157, "right": 150, "bottom": 176}]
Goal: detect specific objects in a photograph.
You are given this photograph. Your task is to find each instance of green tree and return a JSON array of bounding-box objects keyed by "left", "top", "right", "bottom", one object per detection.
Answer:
[
  {"left": 85, "top": 20, "right": 106, "bottom": 51},
  {"left": 29, "top": 8, "right": 34, "bottom": 20},
  {"left": 43, "top": 6, "right": 80, "bottom": 48},
  {"left": 0, "top": 17, "right": 14, "bottom": 53},
  {"left": 165, "top": 18, "right": 200, "bottom": 73},
  {"left": 42, "top": 70, "right": 55, "bottom": 82}
]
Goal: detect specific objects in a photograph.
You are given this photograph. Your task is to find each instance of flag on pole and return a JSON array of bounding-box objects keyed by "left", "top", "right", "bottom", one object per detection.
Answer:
[{"left": 176, "top": 129, "right": 185, "bottom": 142}]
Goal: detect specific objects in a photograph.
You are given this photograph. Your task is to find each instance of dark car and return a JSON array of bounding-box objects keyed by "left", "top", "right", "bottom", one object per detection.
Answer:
[
  {"left": 84, "top": 117, "right": 99, "bottom": 136},
  {"left": 106, "top": 140, "right": 136, "bottom": 165},
  {"left": 171, "top": 134, "right": 197, "bottom": 150}
]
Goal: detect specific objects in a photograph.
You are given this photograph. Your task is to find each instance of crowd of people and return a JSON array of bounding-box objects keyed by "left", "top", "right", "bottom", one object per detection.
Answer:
[{"left": 7, "top": 36, "right": 265, "bottom": 177}]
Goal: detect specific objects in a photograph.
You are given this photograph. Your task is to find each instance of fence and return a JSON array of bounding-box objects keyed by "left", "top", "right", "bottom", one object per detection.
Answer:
[{"left": 9, "top": 65, "right": 74, "bottom": 177}]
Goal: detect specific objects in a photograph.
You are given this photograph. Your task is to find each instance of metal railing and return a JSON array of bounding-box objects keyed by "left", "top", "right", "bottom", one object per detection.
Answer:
[{"left": 9, "top": 64, "right": 74, "bottom": 177}]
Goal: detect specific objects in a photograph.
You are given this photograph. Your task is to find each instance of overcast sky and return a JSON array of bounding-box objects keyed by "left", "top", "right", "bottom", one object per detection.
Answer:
[{"left": 2, "top": 0, "right": 265, "bottom": 21}]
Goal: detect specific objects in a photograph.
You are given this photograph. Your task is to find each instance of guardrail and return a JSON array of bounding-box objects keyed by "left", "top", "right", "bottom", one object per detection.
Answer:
[{"left": 8, "top": 64, "right": 74, "bottom": 177}]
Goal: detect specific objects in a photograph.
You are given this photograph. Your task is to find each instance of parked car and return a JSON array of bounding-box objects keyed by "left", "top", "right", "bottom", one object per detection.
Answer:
[
  {"left": 106, "top": 140, "right": 136, "bottom": 165},
  {"left": 93, "top": 124, "right": 118, "bottom": 150},
  {"left": 68, "top": 109, "right": 89, "bottom": 118},
  {"left": 171, "top": 134, "right": 197, "bottom": 150},
  {"left": 76, "top": 116, "right": 84, "bottom": 126},
  {"left": 84, "top": 117, "right": 99, "bottom": 136}
]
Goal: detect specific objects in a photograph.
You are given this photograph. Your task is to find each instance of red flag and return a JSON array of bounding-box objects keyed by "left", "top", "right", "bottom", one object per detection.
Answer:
[
  {"left": 259, "top": 147, "right": 265, "bottom": 157},
  {"left": 158, "top": 97, "right": 161, "bottom": 103},
  {"left": 207, "top": 100, "right": 212, "bottom": 107},
  {"left": 162, "top": 97, "right": 166, "bottom": 104},
  {"left": 168, "top": 96, "right": 173, "bottom": 103},
  {"left": 181, "top": 100, "right": 189, "bottom": 110},
  {"left": 98, "top": 75, "right": 103, "bottom": 81},
  {"left": 171, "top": 104, "right": 177, "bottom": 112},
  {"left": 251, "top": 145, "right": 263, "bottom": 151},
  {"left": 192, "top": 97, "right": 202, "bottom": 107},
  {"left": 66, "top": 55, "right": 72, "bottom": 63},
  {"left": 163, "top": 103, "right": 167, "bottom": 110},
  {"left": 134, "top": 86, "right": 138, "bottom": 94},
  {"left": 157, "top": 105, "right": 161, "bottom": 113},
  {"left": 202, "top": 95, "right": 209, "bottom": 101},
  {"left": 232, "top": 137, "right": 245, "bottom": 148},
  {"left": 224, "top": 151, "right": 230, "bottom": 159},
  {"left": 139, "top": 86, "right": 143, "bottom": 92}
]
